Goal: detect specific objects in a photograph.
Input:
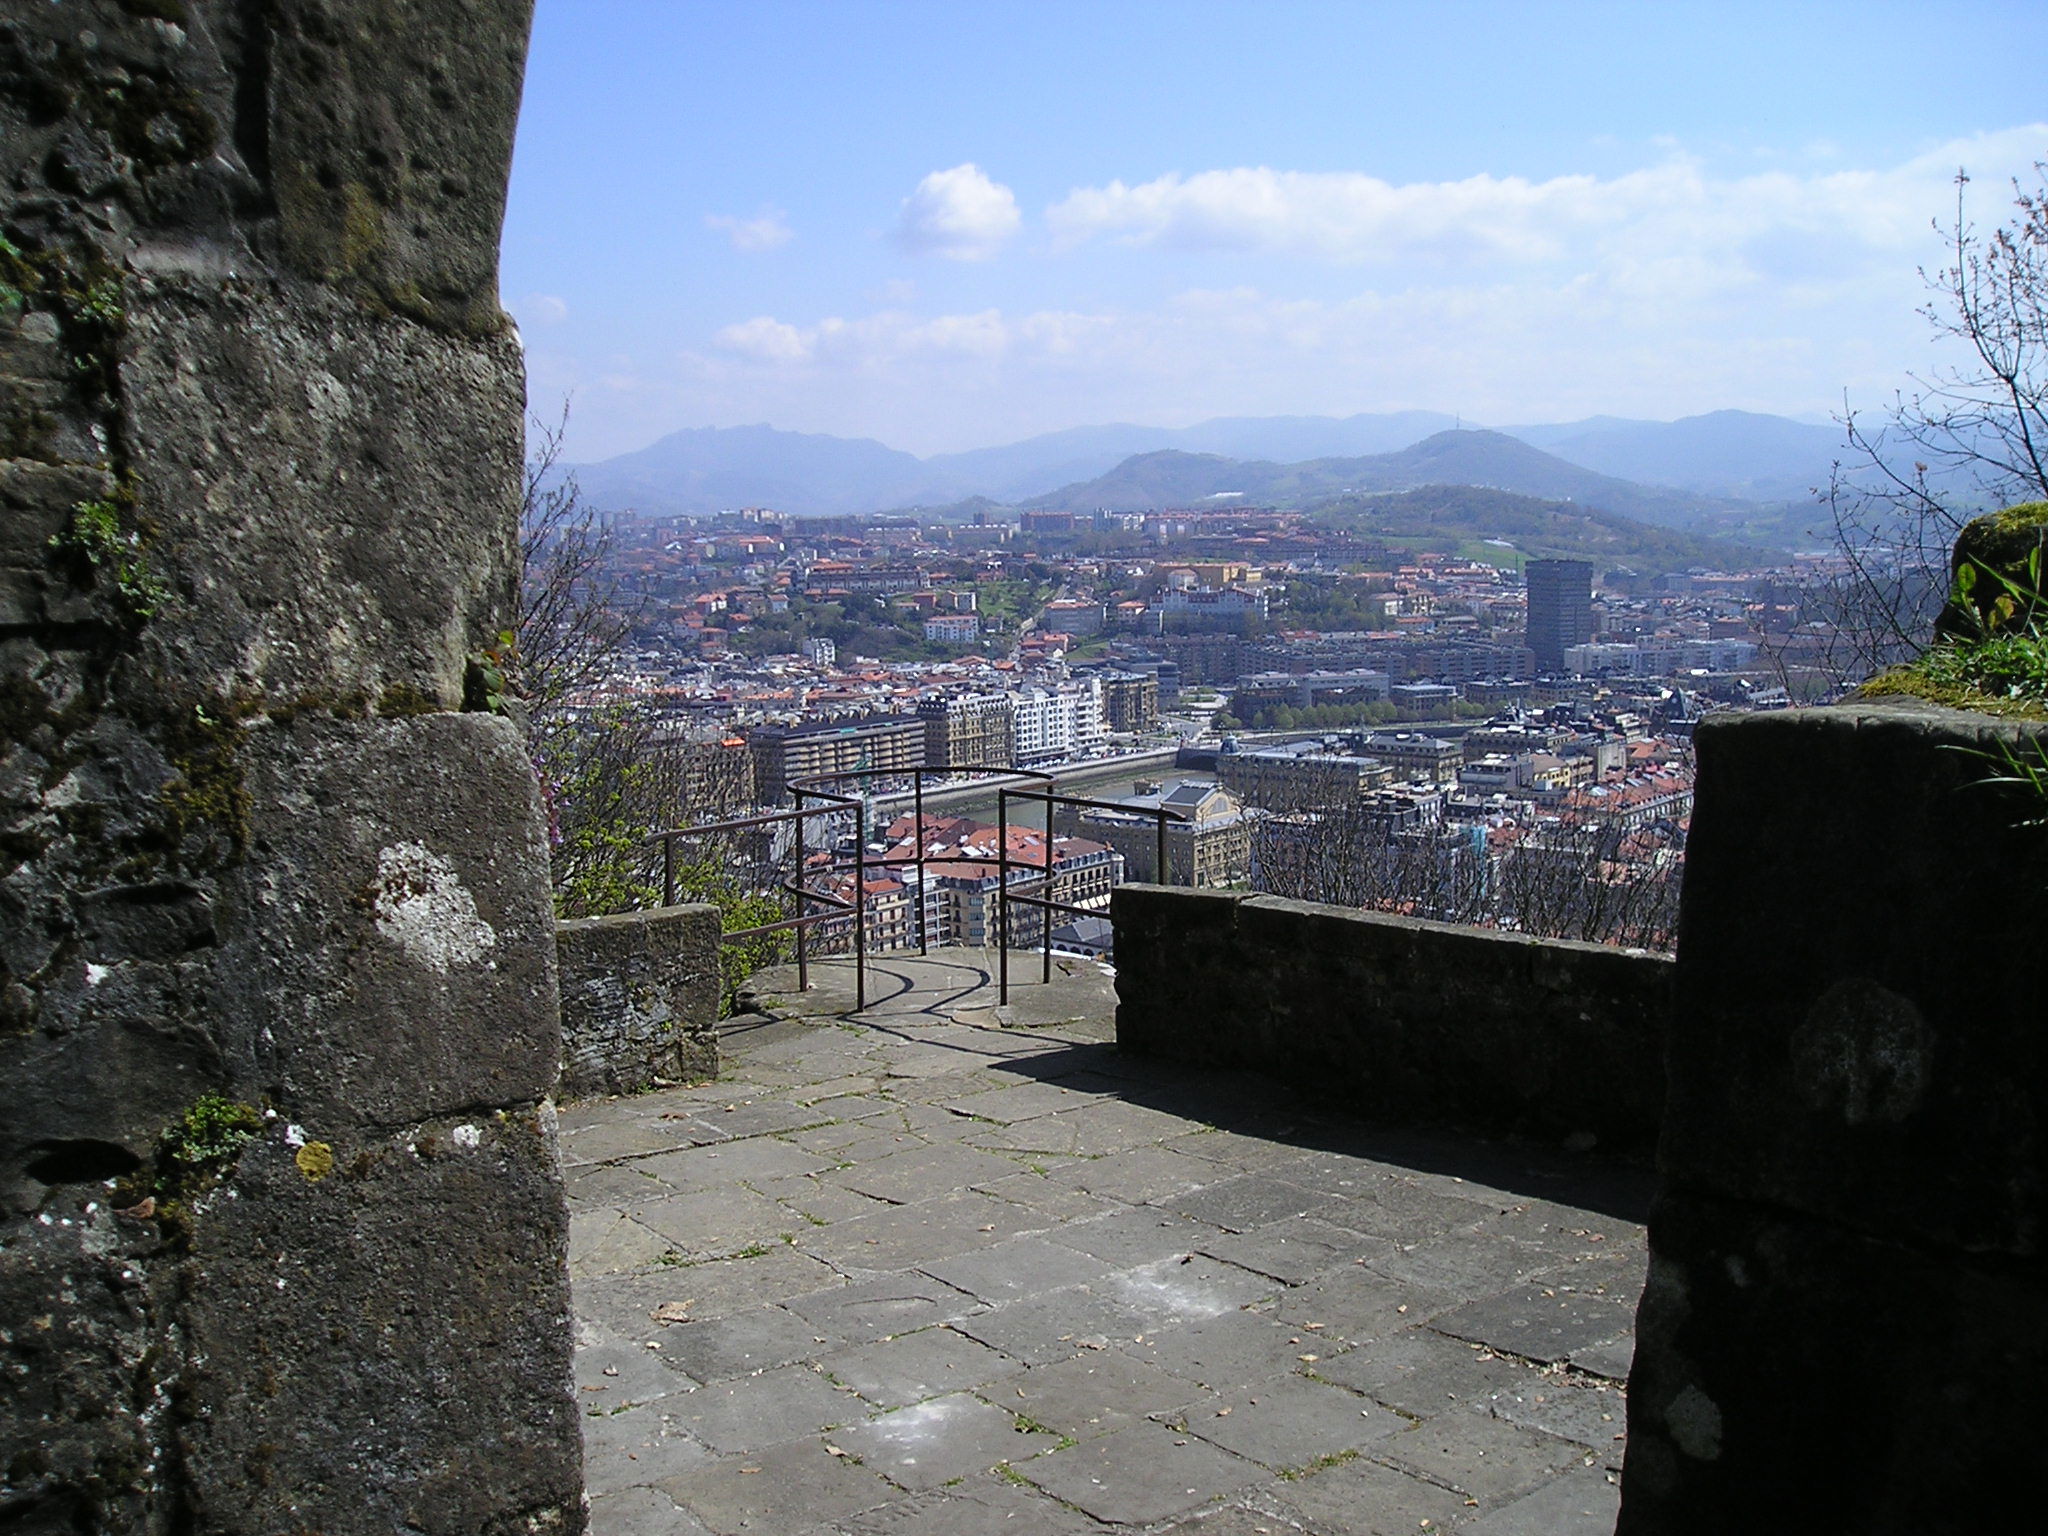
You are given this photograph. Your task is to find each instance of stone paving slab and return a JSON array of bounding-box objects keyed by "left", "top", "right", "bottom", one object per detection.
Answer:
[{"left": 570, "top": 951, "right": 1647, "bottom": 1535}]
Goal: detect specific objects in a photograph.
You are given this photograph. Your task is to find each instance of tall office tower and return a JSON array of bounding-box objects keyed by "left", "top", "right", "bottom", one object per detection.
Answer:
[{"left": 1525, "top": 559, "right": 1594, "bottom": 674}]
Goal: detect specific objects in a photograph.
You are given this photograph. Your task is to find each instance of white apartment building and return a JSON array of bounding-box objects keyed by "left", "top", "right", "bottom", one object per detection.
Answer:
[{"left": 1010, "top": 679, "right": 1107, "bottom": 765}]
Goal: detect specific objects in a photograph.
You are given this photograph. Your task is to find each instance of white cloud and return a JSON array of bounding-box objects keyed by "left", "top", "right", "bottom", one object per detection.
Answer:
[
  {"left": 714, "top": 316, "right": 811, "bottom": 363},
  {"left": 1046, "top": 126, "right": 2048, "bottom": 268},
  {"left": 517, "top": 293, "right": 569, "bottom": 325},
  {"left": 896, "top": 163, "right": 1021, "bottom": 260},
  {"left": 706, "top": 208, "right": 793, "bottom": 251}
]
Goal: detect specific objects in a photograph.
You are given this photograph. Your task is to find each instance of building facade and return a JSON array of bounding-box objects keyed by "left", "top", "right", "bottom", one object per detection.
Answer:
[
  {"left": 748, "top": 714, "right": 926, "bottom": 801},
  {"left": 1525, "top": 559, "right": 1594, "bottom": 673},
  {"left": 917, "top": 693, "right": 1015, "bottom": 770}
]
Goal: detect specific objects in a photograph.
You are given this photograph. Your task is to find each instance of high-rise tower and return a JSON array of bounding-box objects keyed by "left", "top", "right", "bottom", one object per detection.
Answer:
[{"left": 1525, "top": 559, "right": 1594, "bottom": 673}]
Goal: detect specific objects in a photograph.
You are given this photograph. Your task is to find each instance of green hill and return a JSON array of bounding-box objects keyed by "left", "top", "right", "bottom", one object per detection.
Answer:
[{"left": 1308, "top": 484, "right": 1775, "bottom": 572}]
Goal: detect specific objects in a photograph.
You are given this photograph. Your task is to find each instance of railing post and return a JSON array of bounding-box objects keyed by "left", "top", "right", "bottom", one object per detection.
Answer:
[
  {"left": 997, "top": 786, "right": 1009, "bottom": 1006},
  {"left": 1157, "top": 808, "right": 1168, "bottom": 887},
  {"left": 662, "top": 833, "right": 676, "bottom": 908},
  {"left": 1041, "top": 780, "right": 1055, "bottom": 984},
  {"left": 914, "top": 770, "right": 928, "bottom": 956},
  {"left": 794, "top": 786, "right": 809, "bottom": 995},
  {"left": 853, "top": 817, "right": 866, "bottom": 1013}
]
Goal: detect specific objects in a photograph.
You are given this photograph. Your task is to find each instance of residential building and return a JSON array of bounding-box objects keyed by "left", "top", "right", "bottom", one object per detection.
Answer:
[
  {"left": 748, "top": 714, "right": 925, "bottom": 802},
  {"left": 1217, "top": 742, "right": 1393, "bottom": 808},
  {"left": 1095, "top": 671, "right": 1160, "bottom": 733},
  {"left": 917, "top": 693, "right": 1015, "bottom": 770}
]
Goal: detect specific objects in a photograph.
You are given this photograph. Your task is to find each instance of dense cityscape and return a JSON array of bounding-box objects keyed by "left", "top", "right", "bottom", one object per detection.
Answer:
[{"left": 542, "top": 495, "right": 1864, "bottom": 954}]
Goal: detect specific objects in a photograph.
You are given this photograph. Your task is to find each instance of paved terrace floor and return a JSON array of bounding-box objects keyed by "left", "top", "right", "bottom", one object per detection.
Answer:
[{"left": 563, "top": 950, "right": 1649, "bottom": 1536}]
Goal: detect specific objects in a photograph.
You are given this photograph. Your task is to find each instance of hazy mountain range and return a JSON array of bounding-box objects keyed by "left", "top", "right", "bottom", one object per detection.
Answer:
[{"left": 564, "top": 408, "right": 1852, "bottom": 546}]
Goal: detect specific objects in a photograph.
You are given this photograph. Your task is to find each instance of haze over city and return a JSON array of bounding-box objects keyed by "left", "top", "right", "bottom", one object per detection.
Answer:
[{"left": 504, "top": 0, "right": 2048, "bottom": 462}]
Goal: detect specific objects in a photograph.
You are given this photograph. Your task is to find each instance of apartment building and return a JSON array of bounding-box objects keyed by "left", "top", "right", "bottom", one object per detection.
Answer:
[
  {"left": 748, "top": 714, "right": 925, "bottom": 802},
  {"left": 917, "top": 693, "right": 1015, "bottom": 770}
]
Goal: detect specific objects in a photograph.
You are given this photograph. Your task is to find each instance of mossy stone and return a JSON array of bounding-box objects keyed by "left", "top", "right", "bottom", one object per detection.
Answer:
[{"left": 1935, "top": 501, "right": 2048, "bottom": 641}]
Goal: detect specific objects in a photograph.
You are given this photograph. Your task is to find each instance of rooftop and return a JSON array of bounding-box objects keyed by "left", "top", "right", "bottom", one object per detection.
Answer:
[{"left": 564, "top": 952, "right": 1647, "bottom": 1534}]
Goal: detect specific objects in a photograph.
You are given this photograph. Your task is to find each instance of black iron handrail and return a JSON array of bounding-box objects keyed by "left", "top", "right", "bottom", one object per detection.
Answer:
[
  {"left": 995, "top": 783, "right": 1187, "bottom": 1004},
  {"left": 645, "top": 761, "right": 1189, "bottom": 1013}
]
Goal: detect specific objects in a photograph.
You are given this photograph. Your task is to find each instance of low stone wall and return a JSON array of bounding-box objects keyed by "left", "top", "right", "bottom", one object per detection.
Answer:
[
  {"left": 1112, "top": 887, "right": 1672, "bottom": 1146},
  {"left": 556, "top": 906, "right": 722, "bottom": 1098},
  {"left": 1618, "top": 702, "right": 2048, "bottom": 1532}
]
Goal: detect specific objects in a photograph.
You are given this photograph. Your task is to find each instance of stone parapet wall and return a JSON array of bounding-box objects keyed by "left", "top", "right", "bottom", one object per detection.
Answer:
[
  {"left": 557, "top": 906, "right": 721, "bottom": 1099},
  {"left": 0, "top": 5, "right": 581, "bottom": 1531},
  {"left": 1112, "top": 886, "right": 1672, "bottom": 1146},
  {"left": 1618, "top": 702, "right": 2048, "bottom": 1532}
]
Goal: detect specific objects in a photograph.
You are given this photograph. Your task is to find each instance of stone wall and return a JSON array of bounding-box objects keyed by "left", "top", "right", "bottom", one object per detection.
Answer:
[
  {"left": 0, "top": 5, "right": 582, "bottom": 1532},
  {"left": 1113, "top": 886, "right": 1672, "bottom": 1146},
  {"left": 557, "top": 905, "right": 721, "bottom": 1099},
  {"left": 1617, "top": 701, "right": 2048, "bottom": 1531}
]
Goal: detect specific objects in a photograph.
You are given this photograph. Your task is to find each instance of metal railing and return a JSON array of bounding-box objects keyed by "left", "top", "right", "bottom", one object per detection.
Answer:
[{"left": 644, "top": 762, "right": 1188, "bottom": 1013}]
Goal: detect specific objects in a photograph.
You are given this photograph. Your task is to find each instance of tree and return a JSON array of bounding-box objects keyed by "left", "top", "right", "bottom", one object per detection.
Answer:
[
  {"left": 1827, "top": 164, "right": 2048, "bottom": 682},
  {"left": 513, "top": 410, "right": 795, "bottom": 1001}
]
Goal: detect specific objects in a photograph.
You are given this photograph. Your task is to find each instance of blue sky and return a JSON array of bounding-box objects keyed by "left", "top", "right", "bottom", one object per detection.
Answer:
[{"left": 503, "top": 1, "right": 2048, "bottom": 460}]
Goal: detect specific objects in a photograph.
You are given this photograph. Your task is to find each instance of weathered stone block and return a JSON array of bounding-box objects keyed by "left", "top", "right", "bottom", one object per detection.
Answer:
[
  {"left": 557, "top": 905, "right": 722, "bottom": 1098},
  {"left": 212, "top": 712, "right": 562, "bottom": 1128},
  {"left": 1113, "top": 885, "right": 1671, "bottom": 1144},
  {"left": 1618, "top": 1189, "right": 2048, "bottom": 1533},
  {"left": 122, "top": 278, "right": 522, "bottom": 707},
  {"left": 178, "top": 1106, "right": 580, "bottom": 1535},
  {"left": 1661, "top": 703, "right": 2048, "bottom": 1255}
]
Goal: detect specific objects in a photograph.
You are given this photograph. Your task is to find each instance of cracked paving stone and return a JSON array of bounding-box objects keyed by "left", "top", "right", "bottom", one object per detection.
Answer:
[
  {"left": 1570, "top": 1335, "right": 1635, "bottom": 1382},
  {"left": 1376, "top": 1410, "right": 1591, "bottom": 1505},
  {"left": 575, "top": 1330, "right": 695, "bottom": 1408},
  {"left": 1485, "top": 1377, "right": 1628, "bottom": 1461},
  {"left": 582, "top": 1402, "right": 715, "bottom": 1491},
  {"left": 798, "top": 1188, "right": 1040, "bottom": 1270},
  {"left": 634, "top": 1137, "right": 835, "bottom": 1192},
  {"left": 566, "top": 1162, "right": 674, "bottom": 1211},
  {"left": 834, "top": 1477, "right": 1097, "bottom": 1535},
  {"left": 785, "top": 1269, "right": 984, "bottom": 1343},
  {"left": 1166, "top": 1173, "right": 1342, "bottom": 1234},
  {"left": 819, "top": 1324, "right": 1022, "bottom": 1409},
  {"left": 1313, "top": 1328, "right": 1539, "bottom": 1419},
  {"left": 1462, "top": 1462, "right": 1622, "bottom": 1534},
  {"left": 652, "top": 1304, "right": 845, "bottom": 1383},
  {"left": 1049, "top": 1205, "right": 1223, "bottom": 1268},
  {"left": 952, "top": 1284, "right": 1153, "bottom": 1366},
  {"left": 656, "top": 1435, "right": 893, "bottom": 1536},
  {"left": 573, "top": 1246, "right": 844, "bottom": 1338},
  {"left": 1019, "top": 1420, "right": 1260, "bottom": 1526},
  {"left": 570, "top": 1211, "right": 679, "bottom": 1278},
  {"left": 1264, "top": 1453, "right": 1474, "bottom": 1535},
  {"left": 1177, "top": 1374, "right": 1400, "bottom": 1471},
  {"left": 1430, "top": 1283, "right": 1636, "bottom": 1364},
  {"left": 827, "top": 1141, "right": 1026, "bottom": 1204},
  {"left": 1001, "top": 1349, "right": 1212, "bottom": 1440},
  {"left": 627, "top": 1187, "right": 802, "bottom": 1260},
  {"left": 586, "top": 1483, "right": 716, "bottom": 1536},
  {"left": 1198, "top": 1216, "right": 1393, "bottom": 1286},
  {"left": 665, "top": 1363, "right": 866, "bottom": 1453},
  {"left": 1272, "top": 1262, "right": 1459, "bottom": 1346},
  {"left": 1365, "top": 1226, "right": 1551, "bottom": 1294},
  {"left": 920, "top": 1234, "right": 1114, "bottom": 1304},
  {"left": 1117, "top": 1309, "right": 1322, "bottom": 1389},
  {"left": 1042, "top": 1143, "right": 1222, "bottom": 1205},
  {"left": 834, "top": 1391, "right": 1057, "bottom": 1491},
  {"left": 1107, "top": 1253, "right": 1278, "bottom": 1328},
  {"left": 942, "top": 1079, "right": 1101, "bottom": 1123}
]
